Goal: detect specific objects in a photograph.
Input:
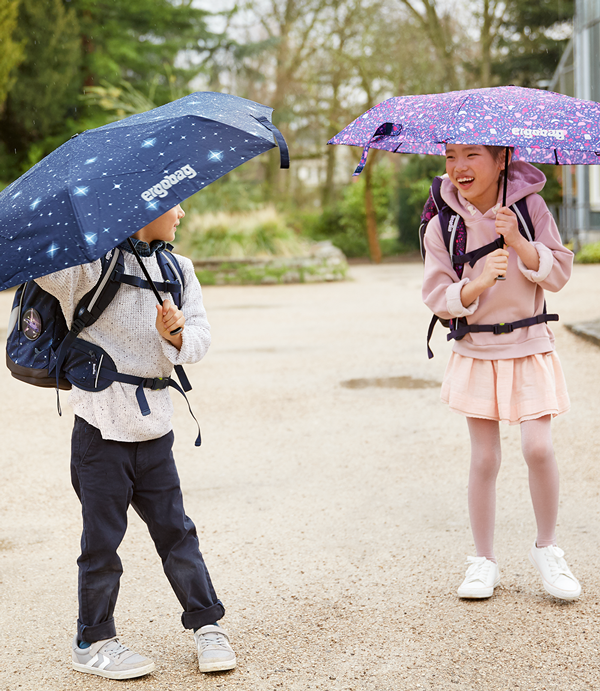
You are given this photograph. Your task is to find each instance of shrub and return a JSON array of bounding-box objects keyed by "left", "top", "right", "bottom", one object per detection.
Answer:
[
  {"left": 575, "top": 242, "right": 600, "bottom": 264},
  {"left": 174, "top": 206, "right": 311, "bottom": 260},
  {"left": 301, "top": 161, "right": 400, "bottom": 258}
]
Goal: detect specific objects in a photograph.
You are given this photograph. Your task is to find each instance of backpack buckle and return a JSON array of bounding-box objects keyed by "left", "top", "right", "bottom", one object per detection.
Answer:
[
  {"left": 143, "top": 376, "right": 171, "bottom": 390},
  {"left": 493, "top": 322, "right": 513, "bottom": 334}
]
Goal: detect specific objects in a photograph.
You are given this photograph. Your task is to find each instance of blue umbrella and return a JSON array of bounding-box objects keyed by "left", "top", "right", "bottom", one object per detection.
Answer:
[{"left": 0, "top": 91, "right": 289, "bottom": 291}]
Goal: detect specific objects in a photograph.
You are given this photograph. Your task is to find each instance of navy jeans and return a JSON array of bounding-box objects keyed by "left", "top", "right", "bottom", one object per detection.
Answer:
[{"left": 70, "top": 415, "right": 224, "bottom": 643}]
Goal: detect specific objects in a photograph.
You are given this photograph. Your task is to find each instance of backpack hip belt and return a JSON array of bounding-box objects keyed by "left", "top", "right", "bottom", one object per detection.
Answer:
[{"left": 447, "top": 313, "right": 559, "bottom": 342}]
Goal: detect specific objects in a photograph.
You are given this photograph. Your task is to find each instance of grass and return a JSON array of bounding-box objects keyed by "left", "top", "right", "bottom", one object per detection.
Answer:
[
  {"left": 575, "top": 242, "right": 600, "bottom": 264},
  {"left": 175, "top": 207, "right": 312, "bottom": 260}
]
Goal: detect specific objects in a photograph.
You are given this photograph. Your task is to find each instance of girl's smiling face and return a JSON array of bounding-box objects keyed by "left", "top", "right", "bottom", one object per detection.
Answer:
[{"left": 445, "top": 144, "right": 504, "bottom": 213}]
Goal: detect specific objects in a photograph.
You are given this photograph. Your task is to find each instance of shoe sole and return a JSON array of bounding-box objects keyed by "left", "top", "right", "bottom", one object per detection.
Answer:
[
  {"left": 198, "top": 658, "right": 237, "bottom": 673},
  {"left": 73, "top": 661, "right": 155, "bottom": 679},
  {"left": 528, "top": 552, "right": 581, "bottom": 601},
  {"left": 457, "top": 576, "right": 501, "bottom": 599}
]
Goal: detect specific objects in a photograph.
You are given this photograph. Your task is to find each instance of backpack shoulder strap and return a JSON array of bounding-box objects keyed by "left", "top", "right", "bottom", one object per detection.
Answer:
[
  {"left": 156, "top": 249, "right": 185, "bottom": 309},
  {"left": 71, "top": 249, "right": 124, "bottom": 332},
  {"left": 511, "top": 196, "right": 534, "bottom": 241},
  {"left": 419, "top": 176, "right": 458, "bottom": 261}
]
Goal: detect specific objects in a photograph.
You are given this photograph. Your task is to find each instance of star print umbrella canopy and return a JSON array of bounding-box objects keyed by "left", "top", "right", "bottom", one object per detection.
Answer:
[
  {"left": 0, "top": 91, "right": 289, "bottom": 291},
  {"left": 328, "top": 86, "right": 600, "bottom": 176}
]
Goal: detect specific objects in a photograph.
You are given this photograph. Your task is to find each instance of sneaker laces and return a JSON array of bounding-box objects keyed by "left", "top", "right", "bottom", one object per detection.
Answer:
[
  {"left": 197, "top": 631, "right": 229, "bottom": 652},
  {"left": 543, "top": 545, "right": 574, "bottom": 580},
  {"left": 100, "top": 638, "right": 132, "bottom": 661},
  {"left": 464, "top": 556, "right": 493, "bottom": 583}
]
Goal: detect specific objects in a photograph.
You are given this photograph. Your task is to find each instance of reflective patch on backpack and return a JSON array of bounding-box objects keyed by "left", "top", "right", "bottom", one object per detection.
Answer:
[{"left": 22, "top": 308, "right": 42, "bottom": 341}]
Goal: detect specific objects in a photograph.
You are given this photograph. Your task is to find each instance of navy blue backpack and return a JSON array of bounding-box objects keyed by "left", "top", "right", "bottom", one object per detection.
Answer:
[{"left": 6, "top": 246, "right": 202, "bottom": 445}]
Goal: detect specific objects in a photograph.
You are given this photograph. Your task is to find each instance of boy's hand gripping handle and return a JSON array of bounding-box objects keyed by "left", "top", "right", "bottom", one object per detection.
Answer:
[{"left": 127, "top": 238, "right": 183, "bottom": 335}]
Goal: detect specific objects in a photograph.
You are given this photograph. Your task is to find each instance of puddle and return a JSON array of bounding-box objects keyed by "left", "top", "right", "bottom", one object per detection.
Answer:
[
  {"left": 341, "top": 376, "right": 440, "bottom": 390},
  {"left": 213, "top": 304, "right": 282, "bottom": 311}
]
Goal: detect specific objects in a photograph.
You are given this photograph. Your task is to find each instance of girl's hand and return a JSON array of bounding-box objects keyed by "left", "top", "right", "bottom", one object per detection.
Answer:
[
  {"left": 478, "top": 248, "right": 509, "bottom": 288},
  {"left": 156, "top": 300, "right": 185, "bottom": 348},
  {"left": 495, "top": 207, "right": 521, "bottom": 248},
  {"left": 460, "top": 248, "right": 509, "bottom": 306}
]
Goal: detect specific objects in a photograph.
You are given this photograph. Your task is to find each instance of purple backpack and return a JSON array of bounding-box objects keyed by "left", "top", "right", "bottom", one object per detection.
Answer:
[{"left": 419, "top": 176, "right": 557, "bottom": 358}]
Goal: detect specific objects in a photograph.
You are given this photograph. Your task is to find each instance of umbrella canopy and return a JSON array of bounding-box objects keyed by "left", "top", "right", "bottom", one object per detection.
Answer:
[
  {"left": 0, "top": 92, "right": 289, "bottom": 291},
  {"left": 328, "top": 86, "right": 600, "bottom": 175}
]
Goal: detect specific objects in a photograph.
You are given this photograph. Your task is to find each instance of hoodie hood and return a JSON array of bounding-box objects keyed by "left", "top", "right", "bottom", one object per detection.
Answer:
[{"left": 441, "top": 160, "right": 546, "bottom": 218}]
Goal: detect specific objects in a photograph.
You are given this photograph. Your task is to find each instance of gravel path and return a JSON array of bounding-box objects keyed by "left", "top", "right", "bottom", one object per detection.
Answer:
[{"left": 1, "top": 262, "right": 600, "bottom": 691}]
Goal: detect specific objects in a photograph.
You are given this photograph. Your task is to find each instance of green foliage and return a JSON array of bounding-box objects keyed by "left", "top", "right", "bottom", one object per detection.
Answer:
[
  {"left": 575, "top": 242, "right": 600, "bottom": 264},
  {"left": 535, "top": 164, "right": 563, "bottom": 205},
  {"left": 302, "top": 161, "right": 399, "bottom": 258},
  {"left": 397, "top": 155, "right": 446, "bottom": 249},
  {"left": 0, "top": 0, "right": 215, "bottom": 182},
  {"left": 0, "top": 0, "right": 25, "bottom": 108},
  {"left": 493, "top": 0, "right": 575, "bottom": 87},
  {"left": 72, "top": 0, "right": 213, "bottom": 97},
  {"left": 0, "top": 0, "right": 81, "bottom": 175},
  {"left": 174, "top": 207, "right": 311, "bottom": 260},
  {"left": 182, "top": 163, "right": 267, "bottom": 215}
]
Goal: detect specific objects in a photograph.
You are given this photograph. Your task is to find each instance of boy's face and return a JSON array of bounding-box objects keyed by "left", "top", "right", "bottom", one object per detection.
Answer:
[{"left": 134, "top": 204, "right": 185, "bottom": 244}]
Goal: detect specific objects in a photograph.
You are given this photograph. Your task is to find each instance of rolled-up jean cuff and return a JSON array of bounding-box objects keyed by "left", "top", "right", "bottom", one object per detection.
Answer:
[
  {"left": 181, "top": 601, "right": 225, "bottom": 630},
  {"left": 78, "top": 617, "right": 117, "bottom": 643}
]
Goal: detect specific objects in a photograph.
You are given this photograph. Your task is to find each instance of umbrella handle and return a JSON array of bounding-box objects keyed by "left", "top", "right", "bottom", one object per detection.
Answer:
[
  {"left": 254, "top": 116, "right": 290, "bottom": 169},
  {"left": 127, "top": 238, "right": 183, "bottom": 335}
]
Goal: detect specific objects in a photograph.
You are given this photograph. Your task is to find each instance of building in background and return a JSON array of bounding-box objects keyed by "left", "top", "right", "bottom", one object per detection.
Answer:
[{"left": 551, "top": 0, "right": 600, "bottom": 247}]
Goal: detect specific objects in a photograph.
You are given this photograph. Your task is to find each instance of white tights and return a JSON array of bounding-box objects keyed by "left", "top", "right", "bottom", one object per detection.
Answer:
[{"left": 466, "top": 415, "right": 559, "bottom": 562}]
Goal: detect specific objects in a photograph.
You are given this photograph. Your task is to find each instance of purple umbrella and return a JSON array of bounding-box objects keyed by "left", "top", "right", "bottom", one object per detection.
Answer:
[{"left": 328, "top": 86, "right": 600, "bottom": 176}]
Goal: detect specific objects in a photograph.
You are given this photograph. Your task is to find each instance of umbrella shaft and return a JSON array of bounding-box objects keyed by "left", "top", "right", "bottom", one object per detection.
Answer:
[{"left": 126, "top": 238, "right": 182, "bottom": 336}]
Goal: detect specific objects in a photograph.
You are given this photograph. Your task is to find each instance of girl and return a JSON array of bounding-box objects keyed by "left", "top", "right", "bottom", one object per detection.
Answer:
[{"left": 422, "top": 144, "right": 580, "bottom": 601}]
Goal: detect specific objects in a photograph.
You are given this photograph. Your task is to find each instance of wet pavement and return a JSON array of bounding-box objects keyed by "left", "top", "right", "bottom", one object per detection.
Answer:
[{"left": 1, "top": 262, "right": 600, "bottom": 691}]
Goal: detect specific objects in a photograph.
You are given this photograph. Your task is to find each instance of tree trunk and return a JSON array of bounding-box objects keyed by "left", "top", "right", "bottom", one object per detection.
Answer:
[
  {"left": 480, "top": 0, "right": 492, "bottom": 87},
  {"left": 364, "top": 156, "right": 382, "bottom": 264}
]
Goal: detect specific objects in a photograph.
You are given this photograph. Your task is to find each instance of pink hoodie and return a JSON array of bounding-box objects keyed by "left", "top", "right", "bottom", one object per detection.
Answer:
[{"left": 422, "top": 161, "right": 573, "bottom": 360}]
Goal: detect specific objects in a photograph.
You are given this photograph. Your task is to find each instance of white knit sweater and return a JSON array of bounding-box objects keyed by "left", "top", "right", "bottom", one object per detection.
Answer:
[{"left": 35, "top": 249, "right": 211, "bottom": 442}]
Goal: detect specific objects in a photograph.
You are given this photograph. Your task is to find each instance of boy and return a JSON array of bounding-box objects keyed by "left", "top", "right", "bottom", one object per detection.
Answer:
[{"left": 36, "top": 204, "right": 236, "bottom": 679}]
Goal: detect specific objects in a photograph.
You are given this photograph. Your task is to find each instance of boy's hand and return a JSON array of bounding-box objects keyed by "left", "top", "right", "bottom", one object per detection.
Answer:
[
  {"left": 156, "top": 300, "right": 185, "bottom": 348},
  {"left": 495, "top": 207, "right": 521, "bottom": 248}
]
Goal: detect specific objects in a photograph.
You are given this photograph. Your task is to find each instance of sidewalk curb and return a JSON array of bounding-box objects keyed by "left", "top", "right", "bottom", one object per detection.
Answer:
[{"left": 565, "top": 320, "right": 600, "bottom": 347}]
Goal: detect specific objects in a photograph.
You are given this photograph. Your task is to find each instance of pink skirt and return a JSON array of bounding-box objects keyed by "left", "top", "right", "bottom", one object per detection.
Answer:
[{"left": 441, "top": 351, "right": 570, "bottom": 425}]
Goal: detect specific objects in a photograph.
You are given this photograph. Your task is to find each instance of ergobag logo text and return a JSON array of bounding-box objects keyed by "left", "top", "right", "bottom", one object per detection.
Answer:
[{"left": 141, "top": 164, "right": 197, "bottom": 201}]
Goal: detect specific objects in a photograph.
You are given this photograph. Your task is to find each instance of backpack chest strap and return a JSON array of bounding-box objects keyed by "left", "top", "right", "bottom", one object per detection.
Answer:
[
  {"left": 452, "top": 236, "right": 505, "bottom": 268},
  {"left": 111, "top": 270, "right": 181, "bottom": 295}
]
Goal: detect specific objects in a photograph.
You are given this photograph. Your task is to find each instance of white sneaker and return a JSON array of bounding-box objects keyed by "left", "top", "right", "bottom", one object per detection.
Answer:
[
  {"left": 194, "top": 625, "right": 237, "bottom": 673},
  {"left": 72, "top": 635, "right": 155, "bottom": 679},
  {"left": 529, "top": 542, "right": 581, "bottom": 600},
  {"left": 457, "top": 556, "right": 501, "bottom": 599}
]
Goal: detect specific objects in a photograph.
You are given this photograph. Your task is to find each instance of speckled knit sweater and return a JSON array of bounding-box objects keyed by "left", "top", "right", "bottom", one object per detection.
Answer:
[{"left": 35, "top": 244, "right": 210, "bottom": 442}]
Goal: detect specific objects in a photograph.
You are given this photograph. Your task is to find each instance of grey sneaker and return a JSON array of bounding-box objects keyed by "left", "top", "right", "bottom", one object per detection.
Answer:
[
  {"left": 72, "top": 635, "right": 155, "bottom": 679},
  {"left": 194, "top": 625, "right": 237, "bottom": 673}
]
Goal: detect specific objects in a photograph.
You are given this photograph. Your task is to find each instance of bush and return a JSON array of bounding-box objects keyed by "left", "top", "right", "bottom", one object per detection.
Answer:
[
  {"left": 174, "top": 206, "right": 311, "bottom": 260},
  {"left": 301, "top": 161, "right": 400, "bottom": 258},
  {"left": 397, "top": 155, "right": 446, "bottom": 249},
  {"left": 575, "top": 242, "right": 600, "bottom": 264}
]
